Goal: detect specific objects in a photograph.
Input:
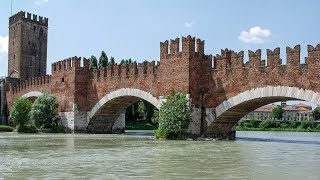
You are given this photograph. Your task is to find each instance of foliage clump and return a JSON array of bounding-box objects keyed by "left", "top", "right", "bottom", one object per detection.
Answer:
[
  {"left": 155, "top": 91, "right": 192, "bottom": 140},
  {"left": 271, "top": 105, "right": 285, "bottom": 119},
  {"left": 0, "top": 125, "right": 14, "bottom": 132},
  {"left": 30, "top": 93, "right": 59, "bottom": 128},
  {"left": 11, "top": 97, "right": 32, "bottom": 127}
]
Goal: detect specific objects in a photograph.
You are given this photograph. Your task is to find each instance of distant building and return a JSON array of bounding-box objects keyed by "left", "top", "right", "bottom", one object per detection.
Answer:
[{"left": 243, "top": 102, "right": 313, "bottom": 121}]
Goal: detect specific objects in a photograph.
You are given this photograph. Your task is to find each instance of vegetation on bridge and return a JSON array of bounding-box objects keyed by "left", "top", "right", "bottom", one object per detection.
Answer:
[{"left": 155, "top": 90, "right": 192, "bottom": 140}]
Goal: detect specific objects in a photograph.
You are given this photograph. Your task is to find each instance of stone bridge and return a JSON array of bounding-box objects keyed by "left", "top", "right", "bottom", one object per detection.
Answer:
[{"left": 5, "top": 36, "right": 320, "bottom": 139}]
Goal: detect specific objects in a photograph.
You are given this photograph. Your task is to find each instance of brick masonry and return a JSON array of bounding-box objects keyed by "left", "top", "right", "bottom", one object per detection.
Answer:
[{"left": 4, "top": 12, "right": 320, "bottom": 139}]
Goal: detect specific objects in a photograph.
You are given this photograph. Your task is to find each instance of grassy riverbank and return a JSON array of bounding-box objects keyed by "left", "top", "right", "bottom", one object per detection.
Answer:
[{"left": 237, "top": 119, "right": 320, "bottom": 132}]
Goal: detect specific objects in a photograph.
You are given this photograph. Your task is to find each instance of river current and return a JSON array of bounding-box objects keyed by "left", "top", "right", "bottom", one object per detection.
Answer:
[{"left": 1, "top": 131, "right": 320, "bottom": 179}]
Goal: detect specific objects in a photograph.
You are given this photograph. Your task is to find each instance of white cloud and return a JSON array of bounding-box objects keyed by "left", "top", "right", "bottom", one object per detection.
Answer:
[
  {"left": 184, "top": 22, "right": 193, "bottom": 28},
  {"left": 34, "top": 0, "right": 49, "bottom": 6},
  {"left": 238, "top": 26, "right": 272, "bottom": 44},
  {"left": 0, "top": 35, "right": 8, "bottom": 55}
]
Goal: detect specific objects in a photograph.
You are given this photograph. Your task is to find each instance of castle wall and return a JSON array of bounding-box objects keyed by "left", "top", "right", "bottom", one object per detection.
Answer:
[{"left": 203, "top": 44, "right": 320, "bottom": 109}]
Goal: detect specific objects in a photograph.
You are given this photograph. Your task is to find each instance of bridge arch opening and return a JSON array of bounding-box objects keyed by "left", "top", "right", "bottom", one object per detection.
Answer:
[
  {"left": 21, "top": 91, "right": 43, "bottom": 103},
  {"left": 87, "top": 88, "right": 160, "bottom": 133},
  {"left": 204, "top": 86, "right": 320, "bottom": 138}
]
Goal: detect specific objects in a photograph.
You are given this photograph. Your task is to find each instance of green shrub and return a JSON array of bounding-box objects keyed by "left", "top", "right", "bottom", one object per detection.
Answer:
[
  {"left": 280, "top": 123, "right": 289, "bottom": 129},
  {"left": 155, "top": 129, "right": 187, "bottom": 140},
  {"left": 11, "top": 97, "right": 32, "bottom": 127},
  {"left": 299, "top": 120, "right": 314, "bottom": 129},
  {"left": 259, "top": 119, "right": 272, "bottom": 129},
  {"left": 248, "top": 119, "right": 260, "bottom": 128},
  {"left": 155, "top": 91, "right": 192, "bottom": 140},
  {"left": 0, "top": 125, "right": 15, "bottom": 132},
  {"left": 17, "top": 124, "right": 38, "bottom": 133},
  {"left": 288, "top": 121, "right": 298, "bottom": 128},
  {"left": 30, "top": 93, "right": 59, "bottom": 128},
  {"left": 259, "top": 119, "right": 281, "bottom": 129},
  {"left": 51, "top": 125, "right": 65, "bottom": 133}
]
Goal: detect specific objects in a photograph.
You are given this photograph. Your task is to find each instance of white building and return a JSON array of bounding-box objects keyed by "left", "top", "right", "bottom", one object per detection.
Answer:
[{"left": 243, "top": 102, "right": 313, "bottom": 121}]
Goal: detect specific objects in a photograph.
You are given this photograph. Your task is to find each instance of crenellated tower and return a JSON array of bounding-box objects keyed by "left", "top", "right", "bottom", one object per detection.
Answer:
[{"left": 8, "top": 11, "right": 48, "bottom": 80}]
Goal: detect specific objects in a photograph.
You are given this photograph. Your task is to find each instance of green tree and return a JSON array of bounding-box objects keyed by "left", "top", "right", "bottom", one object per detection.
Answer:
[
  {"left": 98, "top": 51, "right": 108, "bottom": 68},
  {"left": 271, "top": 105, "right": 285, "bottom": 119},
  {"left": 30, "top": 93, "right": 59, "bottom": 128},
  {"left": 90, "top": 55, "right": 98, "bottom": 70},
  {"left": 109, "top": 56, "right": 115, "bottom": 65},
  {"left": 155, "top": 91, "right": 192, "bottom": 139},
  {"left": 312, "top": 108, "right": 320, "bottom": 121},
  {"left": 11, "top": 97, "right": 32, "bottom": 127},
  {"left": 120, "top": 59, "right": 125, "bottom": 65},
  {"left": 143, "top": 100, "right": 155, "bottom": 122}
]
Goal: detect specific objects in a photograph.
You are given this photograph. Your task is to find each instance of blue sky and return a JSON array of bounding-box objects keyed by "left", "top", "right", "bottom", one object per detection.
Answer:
[
  {"left": 1, "top": 0, "right": 320, "bottom": 76},
  {"left": 0, "top": 1, "right": 319, "bottom": 106}
]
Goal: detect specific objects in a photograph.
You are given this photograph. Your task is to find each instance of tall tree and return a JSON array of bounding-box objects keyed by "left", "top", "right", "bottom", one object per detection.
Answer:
[
  {"left": 90, "top": 55, "right": 98, "bottom": 70},
  {"left": 99, "top": 51, "right": 108, "bottom": 68},
  {"left": 109, "top": 56, "right": 115, "bottom": 65},
  {"left": 30, "top": 93, "right": 59, "bottom": 128},
  {"left": 143, "top": 100, "right": 155, "bottom": 122},
  {"left": 271, "top": 105, "right": 285, "bottom": 120},
  {"left": 11, "top": 97, "right": 32, "bottom": 127},
  {"left": 312, "top": 108, "right": 320, "bottom": 120}
]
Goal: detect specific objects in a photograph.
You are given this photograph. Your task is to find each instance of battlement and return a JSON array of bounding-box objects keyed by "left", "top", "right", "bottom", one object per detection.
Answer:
[
  {"left": 213, "top": 43, "right": 320, "bottom": 70},
  {"left": 160, "top": 35, "right": 205, "bottom": 59},
  {"left": 10, "top": 75, "right": 51, "bottom": 95},
  {"left": 51, "top": 56, "right": 90, "bottom": 72},
  {"left": 91, "top": 61, "right": 158, "bottom": 80},
  {"left": 9, "top": 11, "right": 48, "bottom": 26}
]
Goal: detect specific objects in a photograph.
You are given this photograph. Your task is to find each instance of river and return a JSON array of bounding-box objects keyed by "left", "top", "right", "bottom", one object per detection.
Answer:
[{"left": 1, "top": 131, "right": 320, "bottom": 179}]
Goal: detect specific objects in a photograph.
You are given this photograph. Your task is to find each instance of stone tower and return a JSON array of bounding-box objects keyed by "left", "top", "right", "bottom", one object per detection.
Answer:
[{"left": 8, "top": 11, "right": 48, "bottom": 80}]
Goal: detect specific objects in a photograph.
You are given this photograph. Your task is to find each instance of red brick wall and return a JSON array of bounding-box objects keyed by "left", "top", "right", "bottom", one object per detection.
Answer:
[{"left": 6, "top": 37, "right": 320, "bottom": 118}]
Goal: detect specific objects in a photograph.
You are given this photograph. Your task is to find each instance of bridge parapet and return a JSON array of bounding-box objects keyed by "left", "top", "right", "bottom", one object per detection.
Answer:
[
  {"left": 160, "top": 35, "right": 205, "bottom": 59},
  {"left": 10, "top": 75, "right": 51, "bottom": 95},
  {"left": 212, "top": 43, "right": 320, "bottom": 71},
  {"left": 90, "top": 61, "right": 158, "bottom": 80},
  {"left": 51, "top": 56, "right": 90, "bottom": 73}
]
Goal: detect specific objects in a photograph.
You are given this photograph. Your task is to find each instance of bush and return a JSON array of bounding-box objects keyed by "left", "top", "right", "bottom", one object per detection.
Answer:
[
  {"left": 30, "top": 93, "right": 59, "bottom": 128},
  {"left": 248, "top": 119, "right": 260, "bottom": 128},
  {"left": 288, "top": 121, "right": 298, "bottom": 128},
  {"left": 259, "top": 119, "right": 281, "bottom": 129},
  {"left": 280, "top": 123, "right": 289, "bottom": 129},
  {"left": 155, "top": 91, "right": 192, "bottom": 140},
  {"left": 51, "top": 125, "right": 65, "bottom": 133},
  {"left": 155, "top": 129, "right": 187, "bottom": 140},
  {"left": 11, "top": 97, "right": 32, "bottom": 127},
  {"left": 17, "top": 124, "right": 38, "bottom": 133},
  {"left": 299, "top": 120, "right": 314, "bottom": 129},
  {"left": 0, "top": 125, "right": 14, "bottom": 132}
]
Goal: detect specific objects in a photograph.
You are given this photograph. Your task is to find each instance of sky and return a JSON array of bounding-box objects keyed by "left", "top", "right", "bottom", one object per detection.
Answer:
[{"left": 0, "top": 0, "right": 319, "bottom": 106}]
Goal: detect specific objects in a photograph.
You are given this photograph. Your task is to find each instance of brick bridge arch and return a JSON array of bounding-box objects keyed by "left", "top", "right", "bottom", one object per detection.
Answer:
[
  {"left": 203, "top": 86, "right": 320, "bottom": 138},
  {"left": 86, "top": 88, "right": 161, "bottom": 133},
  {"left": 21, "top": 91, "right": 43, "bottom": 102},
  {"left": 4, "top": 36, "right": 320, "bottom": 139}
]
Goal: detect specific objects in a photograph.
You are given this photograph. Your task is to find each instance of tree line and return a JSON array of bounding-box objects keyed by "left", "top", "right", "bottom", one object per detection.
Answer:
[{"left": 89, "top": 51, "right": 137, "bottom": 70}]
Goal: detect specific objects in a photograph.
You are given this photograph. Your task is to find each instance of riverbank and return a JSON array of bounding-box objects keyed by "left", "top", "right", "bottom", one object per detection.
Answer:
[{"left": 236, "top": 126, "right": 320, "bottom": 132}]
